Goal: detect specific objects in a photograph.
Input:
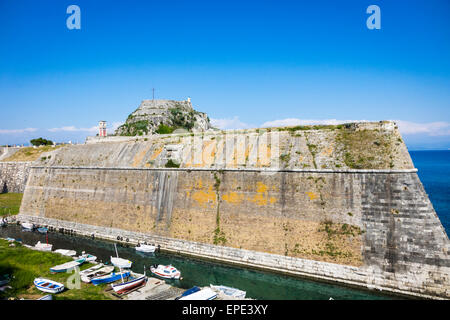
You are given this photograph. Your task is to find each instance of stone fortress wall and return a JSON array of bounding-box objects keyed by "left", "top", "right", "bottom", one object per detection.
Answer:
[
  {"left": 0, "top": 162, "right": 31, "bottom": 193},
  {"left": 12, "top": 121, "right": 450, "bottom": 298}
]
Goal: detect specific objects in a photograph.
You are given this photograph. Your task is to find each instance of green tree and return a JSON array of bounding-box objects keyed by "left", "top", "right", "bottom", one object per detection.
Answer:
[{"left": 30, "top": 137, "right": 53, "bottom": 146}]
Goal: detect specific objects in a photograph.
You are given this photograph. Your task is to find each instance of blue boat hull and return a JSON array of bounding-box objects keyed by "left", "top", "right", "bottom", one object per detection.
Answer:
[
  {"left": 91, "top": 272, "right": 130, "bottom": 285},
  {"left": 37, "top": 228, "right": 48, "bottom": 234}
]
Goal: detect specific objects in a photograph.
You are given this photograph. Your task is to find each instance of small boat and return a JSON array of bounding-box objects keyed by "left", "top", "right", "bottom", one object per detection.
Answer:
[
  {"left": 37, "top": 227, "right": 48, "bottom": 234},
  {"left": 54, "top": 249, "right": 77, "bottom": 257},
  {"left": 110, "top": 256, "right": 132, "bottom": 269},
  {"left": 179, "top": 288, "right": 217, "bottom": 300},
  {"left": 176, "top": 286, "right": 201, "bottom": 300},
  {"left": 21, "top": 222, "right": 34, "bottom": 230},
  {"left": 111, "top": 273, "right": 147, "bottom": 294},
  {"left": 34, "top": 278, "right": 64, "bottom": 294},
  {"left": 110, "top": 243, "right": 132, "bottom": 269},
  {"left": 80, "top": 265, "right": 114, "bottom": 283},
  {"left": 34, "top": 241, "right": 52, "bottom": 252},
  {"left": 50, "top": 258, "right": 85, "bottom": 273},
  {"left": 78, "top": 251, "right": 97, "bottom": 262},
  {"left": 135, "top": 243, "right": 156, "bottom": 253},
  {"left": 210, "top": 284, "right": 246, "bottom": 299},
  {"left": 150, "top": 264, "right": 181, "bottom": 280},
  {"left": 91, "top": 271, "right": 130, "bottom": 285},
  {"left": 37, "top": 294, "right": 53, "bottom": 300}
]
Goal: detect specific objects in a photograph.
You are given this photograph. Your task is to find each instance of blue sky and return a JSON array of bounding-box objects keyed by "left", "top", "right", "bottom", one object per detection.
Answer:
[{"left": 0, "top": 0, "right": 449, "bottom": 149}]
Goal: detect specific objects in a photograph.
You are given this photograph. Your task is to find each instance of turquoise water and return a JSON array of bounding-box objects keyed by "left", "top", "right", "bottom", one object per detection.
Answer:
[
  {"left": 410, "top": 150, "right": 450, "bottom": 236},
  {"left": 0, "top": 225, "right": 394, "bottom": 300}
]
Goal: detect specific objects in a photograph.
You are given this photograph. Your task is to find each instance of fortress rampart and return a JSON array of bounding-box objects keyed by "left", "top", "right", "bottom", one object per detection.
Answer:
[
  {"left": 10, "top": 121, "right": 450, "bottom": 298},
  {"left": 0, "top": 162, "right": 31, "bottom": 193}
]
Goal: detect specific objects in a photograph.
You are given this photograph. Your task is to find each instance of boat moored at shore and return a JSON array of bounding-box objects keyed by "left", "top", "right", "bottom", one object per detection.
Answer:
[
  {"left": 34, "top": 278, "right": 64, "bottom": 294},
  {"left": 91, "top": 271, "right": 131, "bottom": 285},
  {"left": 135, "top": 243, "right": 156, "bottom": 253},
  {"left": 111, "top": 273, "right": 147, "bottom": 294},
  {"left": 150, "top": 265, "right": 181, "bottom": 280},
  {"left": 79, "top": 251, "right": 97, "bottom": 262},
  {"left": 21, "top": 222, "right": 34, "bottom": 231},
  {"left": 50, "top": 258, "right": 85, "bottom": 273},
  {"left": 37, "top": 227, "right": 48, "bottom": 234},
  {"left": 80, "top": 265, "right": 114, "bottom": 283},
  {"left": 210, "top": 284, "right": 246, "bottom": 299},
  {"left": 34, "top": 241, "right": 52, "bottom": 252},
  {"left": 54, "top": 249, "right": 76, "bottom": 257},
  {"left": 179, "top": 288, "right": 217, "bottom": 300}
]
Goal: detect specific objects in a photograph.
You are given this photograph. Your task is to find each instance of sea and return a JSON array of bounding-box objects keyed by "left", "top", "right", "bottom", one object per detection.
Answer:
[{"left": 410, "top": 150, "right": 450, "bottom": 236}]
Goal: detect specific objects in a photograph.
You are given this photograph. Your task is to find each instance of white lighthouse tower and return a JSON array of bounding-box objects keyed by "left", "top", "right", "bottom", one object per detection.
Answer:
[{"left": 99, "top": 121, "right": 107, "bottom": 137}]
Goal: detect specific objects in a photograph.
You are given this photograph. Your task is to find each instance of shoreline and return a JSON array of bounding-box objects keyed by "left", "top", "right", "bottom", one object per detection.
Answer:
[{"left": 13, "top": 214, "right": 442, "bottom": 300}]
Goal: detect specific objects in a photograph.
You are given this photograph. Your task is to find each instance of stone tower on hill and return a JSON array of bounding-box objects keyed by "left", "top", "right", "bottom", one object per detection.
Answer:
[{"left": 115, "top": 98, "right": 213, "bottom": 136}]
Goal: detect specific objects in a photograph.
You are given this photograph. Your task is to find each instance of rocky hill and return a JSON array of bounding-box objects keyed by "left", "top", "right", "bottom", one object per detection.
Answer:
[{"left": 115, "top": 99, "right": 213, "bottom": 136}]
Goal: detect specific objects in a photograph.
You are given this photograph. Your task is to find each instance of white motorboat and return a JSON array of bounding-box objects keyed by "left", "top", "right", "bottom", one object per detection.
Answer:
[
  {"left": 78, "top": 251, "right": 97, "bottom": 262},
  {"left": 210, "top": 284, "right": 246, "bottom": 299},
  {"left": 135, "top": 243, "right": 156, "bottom": 253},
  {"left": 34, "top": 278, "right": 64, "bottom": 294},
  {"left": 179, "top": 288, "right": 217, "bottom": 300},
  {"left": 34, "top": 241, "right": 52, "bottom": 252},
  {"left": 150, "top": 264, "right": 181, "bottom": 280},
  {"left": 54, "top": 249, "right": 76, "bottom": 257},
  {"left": 21, "top": 222, "right": 34, "bottom": 230},
  {"left": 111, "top": 256, "right": 132, "bottom": 269},
  {"left": 80, "top": 264, "right": 114, "bottom": 283}
]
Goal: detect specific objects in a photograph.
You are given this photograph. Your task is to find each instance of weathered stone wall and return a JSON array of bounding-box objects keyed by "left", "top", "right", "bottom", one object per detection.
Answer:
[
  {"left": 19, "top": 166, "right": 450, "bottom": 298},
  {"left": 46, "top": 121, "right": 414, "bottom": 170},
  {"left": 13, "top": 122, "right": 450, "bottom": 298},
  {"left": 0, "top": 162, "right": 31, "bottom": 193}
]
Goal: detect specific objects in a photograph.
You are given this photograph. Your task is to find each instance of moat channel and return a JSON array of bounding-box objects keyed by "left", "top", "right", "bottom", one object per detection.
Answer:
[{"left": 0, "top": 224, "right": 400, "bottom": 300}]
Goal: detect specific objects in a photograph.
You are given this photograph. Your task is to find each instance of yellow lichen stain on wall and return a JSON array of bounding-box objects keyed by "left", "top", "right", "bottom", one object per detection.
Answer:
[
  {"left": 306, "top": 191, "right": 318, "bottom": 200},
  {"left": 191, "top": 185, "right": 216, "bottom": 208},
  {"left": 244, "top": 145, "right": 250, "bottom": 163},
  {"left": 202, "top": 140, "right": 216, "bottom": 166},
  {"left": 249, "top": 182, "right": 276, "bottom": 206},
  {"left": 132, "top": 145, "right": 151, "bottom": 167},
  {"left": 321, "top": 145, "right": 334, "bottom": 156},
  {"left": 149, "top": 146, "right": 164, "bottom": 161},
  {"left": 196, "top": 178, "right": 203, "bottom": 189},
  {"left": 222, "top": 192, "right": 244, "bottom": 205},
  {"left": 256, "top": 144, "right": 271, "bottom": 167},
  {"left": 255, "top": 181, "right": 266, "bottom": 193}
]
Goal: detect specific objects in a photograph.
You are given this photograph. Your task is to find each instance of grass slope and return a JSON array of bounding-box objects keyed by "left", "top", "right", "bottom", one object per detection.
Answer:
[
  {"left": 0, "top": 239, "right": 113, "bottom": 300},
  {"left": 0, "top": 193, "right": 23, "bottom": 216},
  {"left": 1, "top": 145, "right": 63, "bottom": 162}
]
